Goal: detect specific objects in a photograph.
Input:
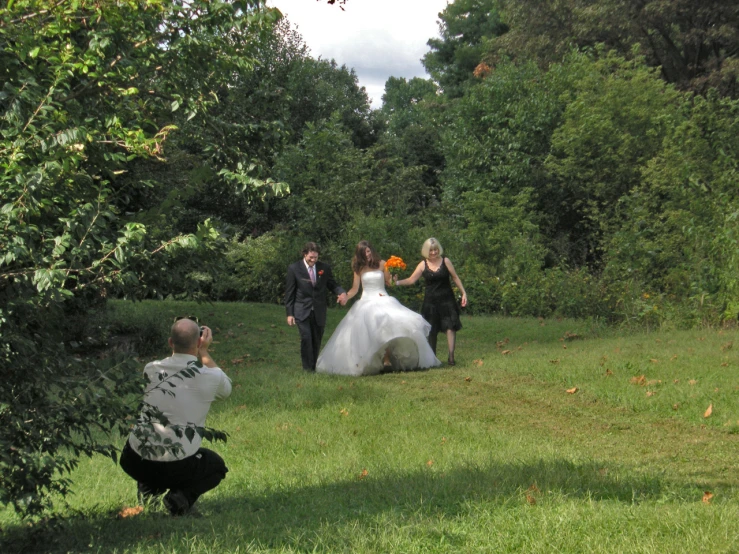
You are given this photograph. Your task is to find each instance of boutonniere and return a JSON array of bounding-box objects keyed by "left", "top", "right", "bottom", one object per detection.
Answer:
[{"left": 318, "top": 270, "right": 324, "bottom": 276}]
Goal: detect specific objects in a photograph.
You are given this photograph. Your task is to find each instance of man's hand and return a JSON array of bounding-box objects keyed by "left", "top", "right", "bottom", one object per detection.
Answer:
[
  {"left": 287, "top": 316, "right": 296, "bottom": 326},
  {"left": 337, "top": 292, "right": 348, "bottom": 306},
  {"left": 198, "top": 326, "right": 213, "bottom": 350},
  {"left": 198, "top": 326, "right": 218, "bottom": 368}
]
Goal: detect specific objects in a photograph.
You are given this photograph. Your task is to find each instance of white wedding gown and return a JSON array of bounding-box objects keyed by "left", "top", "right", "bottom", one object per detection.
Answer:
[{"left": 316, "top": 270, "right": 441, "bottom": 376}]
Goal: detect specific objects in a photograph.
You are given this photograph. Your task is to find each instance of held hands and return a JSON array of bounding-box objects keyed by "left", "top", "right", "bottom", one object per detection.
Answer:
[{"left": 337, "top": 292, "right": 348, "bottom": 306}]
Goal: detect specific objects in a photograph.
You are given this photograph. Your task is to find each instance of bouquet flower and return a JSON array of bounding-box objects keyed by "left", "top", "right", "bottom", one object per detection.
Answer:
[{"left": 385, "top": 255, "right": 406, "bottom": 276}]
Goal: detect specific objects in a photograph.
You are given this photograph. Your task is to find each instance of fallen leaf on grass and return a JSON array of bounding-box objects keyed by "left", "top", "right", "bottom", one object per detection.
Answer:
[
  {"left": 721, "top": 362, "right": 728, "bottom": 367},
  {"left": 702, "top": 491, "right": 713, "bottom": 504},
  {"left": 646, "top": 391, "right": 656, "bottom": 397},
  {"left": 605, "top": 369, "right": 613, "bottom": 376},
  {"left": 526, "top": 494, "right": 537, "bottom": 505},
  {"left": 528, "top": 484, "right": 540, "bottom": 493},
  {"left": 630, "top": 375, "right": 647, "bottom": 386},
  {"left": 426, "top": 460, "right": 434, "bottom": 467},
  {"left": 118, "top": 506, "right": 144, "bottom": 519},
  {"left": 464, "top": 376, "right": 472, "bottom": 382},
  {"left": 689, "top": 379, "right": 698, "bottom": 385},
  {"left": 673, "top": 379, "right": 680, "bottom": 384},
  {"left": 339, "top": 408, "right": 349, "bottom": 417},
  {"left": 671, "top": 355, "right": 678, "bottom": 361},
  {"left": 562, "top": 345, "right": 567, "bottom": 350},
  {"left": 473, "top": 359, "right": 484, "bottom": 366},
  {"left": 722, "top": 341, "right": 733, "bottom": 351},
  {"left": 358, "top": 469, "right": 368, "bottom": 480},
  {"left": 566, "top": 387, "right": 578, "bottom": 394},
  {"left": 549, "top": 359, "right": 560, "bottom": 364},
  {"left": 704, "top": 404, "right": 713, "bottom": 418},
  {"left": 501, "top": 350, "right": 512, "bottom": 355},
  {"left": 673, "top": 403, "right": 680, "bottom": 410},
  {"left": 650, "top": 358, "right": 659, "bottom": 363}
]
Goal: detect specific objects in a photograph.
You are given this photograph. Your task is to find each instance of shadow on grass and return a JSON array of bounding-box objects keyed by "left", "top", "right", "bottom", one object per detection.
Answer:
[{"left": 1, "top": 457, "right": 721, "bottom": 553}]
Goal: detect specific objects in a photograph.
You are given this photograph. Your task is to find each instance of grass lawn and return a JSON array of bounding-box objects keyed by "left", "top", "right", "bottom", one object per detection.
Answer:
[{"left": 2, "top": 300, "right": 738, "bottom": 553}]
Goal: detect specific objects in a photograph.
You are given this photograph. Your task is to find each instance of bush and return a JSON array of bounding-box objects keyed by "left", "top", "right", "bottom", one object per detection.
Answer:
[{"left": 212, "top": 231, "right": 300, "bottom": 304}]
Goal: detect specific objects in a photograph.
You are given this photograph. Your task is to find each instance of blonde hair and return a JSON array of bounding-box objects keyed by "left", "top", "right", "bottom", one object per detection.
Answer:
[{"left": 421, "top": 237, "right": 443, "bottom": 259}]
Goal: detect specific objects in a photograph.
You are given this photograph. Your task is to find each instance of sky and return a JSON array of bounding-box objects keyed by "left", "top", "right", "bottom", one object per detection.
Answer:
[{"left": 267, "top": 0, "right": 450, "bottom": 108}]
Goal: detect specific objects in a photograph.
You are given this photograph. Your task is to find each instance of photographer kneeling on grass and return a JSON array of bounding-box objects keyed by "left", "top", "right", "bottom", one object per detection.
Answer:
[{"left": 120, "top": 317, "right": 231, "bottom": 516}]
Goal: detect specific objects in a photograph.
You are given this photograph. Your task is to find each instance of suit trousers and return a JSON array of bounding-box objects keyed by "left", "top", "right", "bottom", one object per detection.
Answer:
[
  {"left": 296, "top": 310, "right": 323, "bottom": 370},
  {"left": 120, "top": 440, "right": 228, "bottom": 509}
]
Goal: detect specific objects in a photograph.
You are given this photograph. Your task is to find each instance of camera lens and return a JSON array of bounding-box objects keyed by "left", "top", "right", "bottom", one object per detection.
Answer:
[{"left": 200, "top": 326, "right": 204, "bottom": 336}]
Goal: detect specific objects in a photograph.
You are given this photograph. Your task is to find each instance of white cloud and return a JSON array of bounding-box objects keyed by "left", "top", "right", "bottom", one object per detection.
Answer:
[{"left": 268, "top": 0, "right": 449, "bottom": 107}]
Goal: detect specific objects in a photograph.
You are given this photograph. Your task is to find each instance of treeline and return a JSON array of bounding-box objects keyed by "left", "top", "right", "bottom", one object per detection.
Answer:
[
  {"left": 1, "top": 0, "right": 737, "bottom": 513},
  {"left": 182, "top": 0, "right": 739, "bottom": 329}
]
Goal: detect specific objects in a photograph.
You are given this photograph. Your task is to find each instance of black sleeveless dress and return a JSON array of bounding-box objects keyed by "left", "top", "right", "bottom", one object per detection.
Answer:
[{"left": 421, "top": 257, "right": 462, "bottom": 333}]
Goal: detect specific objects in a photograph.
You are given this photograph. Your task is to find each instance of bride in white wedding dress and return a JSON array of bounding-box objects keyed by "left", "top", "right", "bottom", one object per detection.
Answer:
[{"left": 316, "top": 240, "right": 441, "bottom": 376}]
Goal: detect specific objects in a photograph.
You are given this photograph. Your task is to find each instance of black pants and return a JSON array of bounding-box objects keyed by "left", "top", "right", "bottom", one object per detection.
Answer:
[
  {"left": 120, "top": 440, "right": 227, "bottom": 509},
  {"left": 296, "top": 311, "right": 323, "bottom": 370}
]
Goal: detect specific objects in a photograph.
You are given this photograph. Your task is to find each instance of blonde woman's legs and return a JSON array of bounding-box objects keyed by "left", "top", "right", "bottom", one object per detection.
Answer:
[{"left": 446, "top": 330, "right": 456, "bottom": 365}]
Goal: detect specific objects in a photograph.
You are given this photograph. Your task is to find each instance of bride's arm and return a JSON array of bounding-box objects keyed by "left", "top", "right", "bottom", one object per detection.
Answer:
[
  {"left": 345, "top": 272, "right": 361, "bottom": 301},
  {"left": 380, "top": 260, "right": 392, "bottom": 286}
]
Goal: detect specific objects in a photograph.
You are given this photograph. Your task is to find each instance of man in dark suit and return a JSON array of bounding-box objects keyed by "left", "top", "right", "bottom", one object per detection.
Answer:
[{"left": 285, "top": 242, "right": 347, "bottom": 371}]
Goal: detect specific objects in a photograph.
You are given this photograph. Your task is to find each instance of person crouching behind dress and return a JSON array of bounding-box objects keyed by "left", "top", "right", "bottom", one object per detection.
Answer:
[{"left": 394, "top": 238, "right": 468, "bottom": 365}]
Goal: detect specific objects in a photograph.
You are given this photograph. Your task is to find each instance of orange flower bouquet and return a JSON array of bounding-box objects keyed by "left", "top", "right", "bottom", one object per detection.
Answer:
[{"left": 385, "top": 255, "right": 407, "bottom": 277}]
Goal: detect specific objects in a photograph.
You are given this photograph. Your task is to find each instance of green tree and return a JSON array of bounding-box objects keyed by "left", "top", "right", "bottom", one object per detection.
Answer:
[
  {"left": 380, "top": 77, "right": 445, "bottom": 202},
  {"left": 271, "top": 115, "right": 426, "bottom": 245},
  {"left": 604, "top": 92, "right": 739, "bottom": 322},
  {"left": 0, "top": 0, "right": 278, "bottom": 515},
  {"left": 493, "top": 0, "right": 739, "bottom": 97},
  {"left": 544, "top": 49, "right": 682, "bottom": 266},
  {"left": 423, "top": 0, "right": 508, "bottom": 98}
]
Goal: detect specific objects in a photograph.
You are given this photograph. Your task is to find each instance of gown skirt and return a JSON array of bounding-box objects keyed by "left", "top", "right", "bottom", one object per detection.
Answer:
[{"left": 316, "top": 270, "right": 441, "bottom": 376}]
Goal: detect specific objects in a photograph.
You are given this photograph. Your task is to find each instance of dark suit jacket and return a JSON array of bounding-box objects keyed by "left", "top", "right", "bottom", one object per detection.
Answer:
[{"left": 285, "top": 260, "right": 344, "bottom": 327}]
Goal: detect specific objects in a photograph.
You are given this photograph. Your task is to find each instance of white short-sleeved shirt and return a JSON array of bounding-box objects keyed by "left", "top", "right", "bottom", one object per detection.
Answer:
[{"left": 128, "top": 353, "right": 231, "bottom": 461}]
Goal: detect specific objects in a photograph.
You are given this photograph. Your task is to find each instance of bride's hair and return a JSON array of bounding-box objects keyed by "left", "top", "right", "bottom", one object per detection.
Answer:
[{"left": 352, "top": 240, "right": 381, "bottom": 273}]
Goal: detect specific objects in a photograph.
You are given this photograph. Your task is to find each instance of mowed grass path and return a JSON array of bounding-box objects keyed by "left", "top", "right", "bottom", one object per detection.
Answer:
[{"left": 3, "top": 300, "right": 739, "bottom": 553}]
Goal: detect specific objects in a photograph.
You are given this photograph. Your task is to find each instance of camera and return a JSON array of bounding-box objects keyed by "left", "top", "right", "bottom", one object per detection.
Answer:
[{"left": 200, "top": 326, "right": 205, "bottom": 336}]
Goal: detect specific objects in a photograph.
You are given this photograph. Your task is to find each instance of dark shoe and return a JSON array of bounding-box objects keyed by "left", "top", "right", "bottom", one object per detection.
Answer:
[
  {"left": 164, "top": 490, "right": 190, "bottom": 516},
  {"left": 447, "top": 357, "right": 455, "bottom": 366}
]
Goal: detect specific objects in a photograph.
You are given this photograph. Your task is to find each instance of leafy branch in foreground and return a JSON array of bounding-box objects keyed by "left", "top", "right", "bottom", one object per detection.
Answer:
[{"left": 0, "top": 0, "right": 273, "bottom": 517}]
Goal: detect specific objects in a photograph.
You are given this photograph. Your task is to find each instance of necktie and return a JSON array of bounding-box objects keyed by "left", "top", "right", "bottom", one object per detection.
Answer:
[{"left": 309, "top": 266, "right": 316, "bottom": 285}]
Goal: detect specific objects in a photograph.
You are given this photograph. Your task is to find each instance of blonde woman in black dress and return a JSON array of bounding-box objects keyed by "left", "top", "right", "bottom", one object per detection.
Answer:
[{"left": 395, "top": 238, "right": 467, "bottom": 365}]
